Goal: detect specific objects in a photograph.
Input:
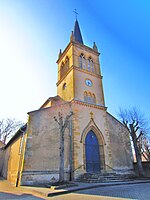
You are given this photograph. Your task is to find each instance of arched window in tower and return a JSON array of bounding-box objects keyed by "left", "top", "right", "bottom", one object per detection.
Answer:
[
  {"left": 83, "top": 57, "right": 86, "bottom": 70},
  {"left": 65, "top": 56, "right": 69, "bottom": 69},
  {"left": 91, "top": 60, "right": 95, "bottom": 73},
  {"left": 60, "top": 57, "right": 69, "bottom": 79},
  {"left": 87, "top": 58, "right": 91, "bottom": 71},
  {"left": 79, "top": 54, "right": 83, "bottom": 68},
  {"left": 79, "top": 54, "right": 86, "bottom": 70},
  {"left": 88, "top": 57, "right": 95, "bottom": 73},
  {"left": 84, "top": 91, "right": 96, "bottom": 104},
  {"left": 60, "top": 62, "right": 65, "bottom": 78}
]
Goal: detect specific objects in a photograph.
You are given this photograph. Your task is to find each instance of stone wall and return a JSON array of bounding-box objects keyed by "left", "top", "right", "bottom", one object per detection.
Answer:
[
  {"left": 106, "top": 112, "right": 134, "bottom": 174},
  {"left": 21, "top": 102, "right": 71, "bottom": 185}
]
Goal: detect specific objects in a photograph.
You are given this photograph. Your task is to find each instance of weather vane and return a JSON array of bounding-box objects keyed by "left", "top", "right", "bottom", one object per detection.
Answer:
[{"left": 73, "top": 9, "right": 79, "bottom": 19}]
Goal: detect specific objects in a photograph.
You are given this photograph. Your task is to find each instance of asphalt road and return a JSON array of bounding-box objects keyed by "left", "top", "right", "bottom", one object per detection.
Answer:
[
  {"left": 0, "top": 183, "right": 150, "bottom": 200},
  {"left": 74, "top": 182, "right": 150, "bottom": 200},
  {"left": 51, "top": 182, "right": 150, "bottom": 200}
]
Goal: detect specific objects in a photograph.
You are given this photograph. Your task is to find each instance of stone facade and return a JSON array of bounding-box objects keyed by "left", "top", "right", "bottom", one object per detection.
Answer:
[
  {"left": 21, "top": 98, "right": 133, "bottom": 185},
  {"left": 21, "top": 100, "right": 71, "bottom": 185}
]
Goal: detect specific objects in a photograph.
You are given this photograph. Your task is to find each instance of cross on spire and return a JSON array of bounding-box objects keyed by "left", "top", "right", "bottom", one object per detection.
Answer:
[{"left": 73, "top": 9, "right": 79, "bottom": 19}]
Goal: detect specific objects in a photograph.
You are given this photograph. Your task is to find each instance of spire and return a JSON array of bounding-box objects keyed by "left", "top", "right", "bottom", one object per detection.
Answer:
[
  {"left": 93, "top": 42, "right": 98, "bottom": 52},
  {"left": 73, "top": 19, "right": 84, "bottom": 44},
  {"left": 70, "top": 31, "right": 75, "bottom": 42},
  {"left": 58, "top": 49, "right": 62, "bottom": 59}
]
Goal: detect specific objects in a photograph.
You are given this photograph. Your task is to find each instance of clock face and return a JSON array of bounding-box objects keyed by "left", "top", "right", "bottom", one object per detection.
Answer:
[{"left": 85, "top": 79, "right": 92, "bottom": 87}]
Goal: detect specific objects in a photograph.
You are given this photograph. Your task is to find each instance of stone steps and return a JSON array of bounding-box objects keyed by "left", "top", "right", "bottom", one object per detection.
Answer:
[{"left": 76, "top": 173, "right": 135, "bottom": 183}]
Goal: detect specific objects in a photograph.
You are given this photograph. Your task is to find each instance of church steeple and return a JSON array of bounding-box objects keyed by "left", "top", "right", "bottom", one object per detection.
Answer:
[
  {"left": 57, "top": 19, "right": 105, "bottom": 106},
  {"left": 73, "top": 19, "right": 84, "bottom": 44}
]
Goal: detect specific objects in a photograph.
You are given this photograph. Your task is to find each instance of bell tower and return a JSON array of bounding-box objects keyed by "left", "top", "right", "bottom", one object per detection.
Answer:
[{"left": 56, "top": 19, "right": 105, "bottom": 106}]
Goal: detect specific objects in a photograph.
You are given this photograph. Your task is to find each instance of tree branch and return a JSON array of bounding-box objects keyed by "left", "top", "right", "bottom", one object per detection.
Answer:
[
  {"left": 53, "top": 116, "right": 60, "bottom": 125},
  {"left": 136, "top": 131, "right": 143, "bottom": 141},
  {"left": 133, "top": 120, "right": 139, "bottom": 128},
  {"left": 135, "top": 126, "right": 139, "bottom": 133}
]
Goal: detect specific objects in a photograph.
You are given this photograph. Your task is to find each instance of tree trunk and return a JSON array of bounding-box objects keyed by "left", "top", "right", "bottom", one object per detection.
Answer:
[
  {"left": 132, "top": 135, "right": 144, "bottom": 177},
  {"left": 54, "top": 112, "right": 73, "bottom": 183},
  {"left": 59, "top": 127, "right": 65, "bottom": 182},
  {"left": 69, "top": 119, "right": 73, "bottom": 181}
]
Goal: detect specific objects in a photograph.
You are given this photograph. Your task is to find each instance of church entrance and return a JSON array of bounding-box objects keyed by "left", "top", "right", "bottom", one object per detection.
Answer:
[{"left": 85, "top": 130, "right": 100, "bottom": 172}]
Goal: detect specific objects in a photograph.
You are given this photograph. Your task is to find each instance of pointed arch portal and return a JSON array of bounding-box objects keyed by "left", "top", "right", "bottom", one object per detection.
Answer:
[{"left": 85, "top": 130, "right": 100, "bottom": 172}]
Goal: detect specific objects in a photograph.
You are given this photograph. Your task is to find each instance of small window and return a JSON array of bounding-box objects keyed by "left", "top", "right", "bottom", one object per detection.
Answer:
[{"left": 63, "top": 83, "right": 67, "bottom": 90}]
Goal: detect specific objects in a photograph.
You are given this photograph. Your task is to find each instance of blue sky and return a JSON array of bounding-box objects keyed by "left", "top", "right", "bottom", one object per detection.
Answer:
[{"left": 0, "top": 0, "right": 150, "bottom": 122}]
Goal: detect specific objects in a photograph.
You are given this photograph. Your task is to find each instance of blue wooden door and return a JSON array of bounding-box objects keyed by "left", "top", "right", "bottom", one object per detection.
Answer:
[{"left": 85, "top": 130, "right": 100, "bottom": 172}]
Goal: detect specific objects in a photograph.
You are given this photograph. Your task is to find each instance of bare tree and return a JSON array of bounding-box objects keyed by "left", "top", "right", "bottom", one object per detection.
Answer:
[
  {"left": 54, "top": 111, "right": 73, "bottom": 183},
  {"left": 0, "top": 118, "right": 24, "bottom": 144},
  {"left": 118, "top": 107, "right": 149, "bottom": 177},
  {"left": 143, "top": 138, "right": 150, "bottom": 161},
  {"left": 138, "top": 135, "right": 150, "bottom": 161}
]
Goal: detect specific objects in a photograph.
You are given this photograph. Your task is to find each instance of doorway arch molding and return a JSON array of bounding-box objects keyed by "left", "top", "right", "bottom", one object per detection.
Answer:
[
  {"left": 80, "top": 119, "right": 106, "bottom": 146},
  {"left": 80, "top": 118, "right": 106, "bottom": 172}
]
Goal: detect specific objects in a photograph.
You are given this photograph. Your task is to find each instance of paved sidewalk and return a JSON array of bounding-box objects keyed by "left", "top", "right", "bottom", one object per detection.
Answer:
[
  {"left": 0, "top": 178, "right": 150, "bottom": 198},
  {"left": 0, "top": 178, "right": 45, "bottom": 199}
]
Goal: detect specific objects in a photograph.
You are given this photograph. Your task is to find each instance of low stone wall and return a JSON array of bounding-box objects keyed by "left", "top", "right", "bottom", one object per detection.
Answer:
[
  {"left": 133, "top": 161, "right": 150, "bottom": 177},
  {"left": 21, "top": 170, "right": 70, "bottom": 186}
]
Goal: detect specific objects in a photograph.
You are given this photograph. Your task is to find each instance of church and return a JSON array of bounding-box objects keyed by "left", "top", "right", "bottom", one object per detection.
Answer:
[{"left": 0, "top": 19, "right": 134, "bottom": 186}]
